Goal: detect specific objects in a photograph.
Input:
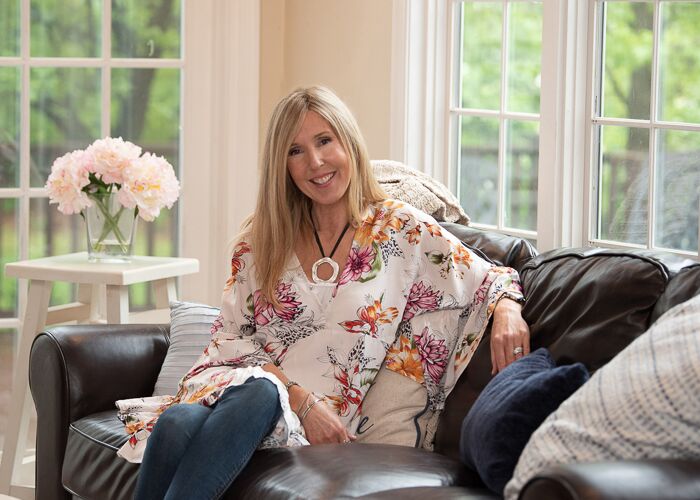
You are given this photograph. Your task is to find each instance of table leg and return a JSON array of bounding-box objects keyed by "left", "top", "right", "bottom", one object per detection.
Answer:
[
  {"left": 153, "top": 277, "right": 178, "bottom": 309},
  {"left": 0, "top": 279, "right": 51, "bottom": 494},
  {"left": 105, "top": 285, "right": 129, "bottom": 324}
]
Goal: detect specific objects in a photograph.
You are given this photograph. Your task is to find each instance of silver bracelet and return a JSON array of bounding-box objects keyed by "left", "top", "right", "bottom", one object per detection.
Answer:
[
  {"left": 300, "top": 395, "right": 323, "bottom": 422},
  {"left": 285, "top": 380, "right": 300, "bottom": 391}
]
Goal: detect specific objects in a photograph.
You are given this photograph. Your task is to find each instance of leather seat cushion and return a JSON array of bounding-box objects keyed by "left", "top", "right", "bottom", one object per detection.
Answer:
[{"left": 64, "top": 410, "right": 482, "bottom": 500}]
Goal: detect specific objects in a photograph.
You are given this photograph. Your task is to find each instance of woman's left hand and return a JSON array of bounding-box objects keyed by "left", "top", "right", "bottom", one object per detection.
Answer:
[{"left": 490, "top": 298, "right": 530, "bottom": 374}]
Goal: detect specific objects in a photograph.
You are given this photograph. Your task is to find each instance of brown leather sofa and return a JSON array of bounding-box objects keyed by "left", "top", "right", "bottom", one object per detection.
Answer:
[{"left": 29, "top": 224, "right": 700, "bottom": 500}]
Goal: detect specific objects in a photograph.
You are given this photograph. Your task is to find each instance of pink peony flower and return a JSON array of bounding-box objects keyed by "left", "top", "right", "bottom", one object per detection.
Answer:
[
  {"left": 86, "top": 137, "right": 141, "bottom": 185},
  {"left": 45, "top": 150, "right": 94, "bottom": 214},
  {"left": 403, "top": 281, "right": 442, "bottom": 320},
  {"left": 415, "top": 327, "right": 448, "bottom": 383},
  {"left": 117, "top": 153, "right": 180, "bottom": 221},
  {"left": 338, "top": 246, "right": 376, "bottom": 286}
]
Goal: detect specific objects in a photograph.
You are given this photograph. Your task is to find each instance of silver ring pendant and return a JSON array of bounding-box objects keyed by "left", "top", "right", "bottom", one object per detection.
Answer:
[{"left": 311, "top": 257, "right": 339, "bottom": 284}]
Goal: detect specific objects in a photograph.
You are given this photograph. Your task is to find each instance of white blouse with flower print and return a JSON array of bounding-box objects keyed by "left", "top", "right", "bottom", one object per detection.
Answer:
[{"left": 115, "top": 200, "right": 524, "bottom": 462}]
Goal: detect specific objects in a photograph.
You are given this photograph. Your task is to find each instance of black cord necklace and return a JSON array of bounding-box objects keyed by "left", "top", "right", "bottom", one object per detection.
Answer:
[{"left": 310, "top": 219, "right": 350, "bottom": 284}]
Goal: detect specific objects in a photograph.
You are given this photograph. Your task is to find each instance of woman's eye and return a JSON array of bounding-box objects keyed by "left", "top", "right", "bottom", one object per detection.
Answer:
[
  {"left": 319, "top": 136, "right": 332, "bottom": 146},
  {"left": 288, "top": 147, "right": 301, "bottom": 156}
]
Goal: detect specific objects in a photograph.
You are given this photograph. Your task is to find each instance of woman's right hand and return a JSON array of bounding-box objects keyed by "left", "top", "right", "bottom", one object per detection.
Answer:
[{"left": 300, "top": 397, "right": 356, "bottom": 445}]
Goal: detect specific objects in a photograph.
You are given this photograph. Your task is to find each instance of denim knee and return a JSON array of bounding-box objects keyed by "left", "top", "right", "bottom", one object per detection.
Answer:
[{"left": 153, "top": 403, "right": 210, "bottom": 441}]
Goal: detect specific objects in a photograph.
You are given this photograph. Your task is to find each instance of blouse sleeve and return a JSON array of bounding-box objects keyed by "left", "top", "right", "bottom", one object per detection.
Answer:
[
  {"left": 385, "top": 211, "right": 524, "bottom": 411},
  {"left": 198, "top": 241, "right": 273, "bottom": 369}
]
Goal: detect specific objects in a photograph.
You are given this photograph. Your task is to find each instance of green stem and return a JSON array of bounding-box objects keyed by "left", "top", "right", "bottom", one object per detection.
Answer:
[{"left": 91, "top": 196, "right": 132, "bottom": 253}]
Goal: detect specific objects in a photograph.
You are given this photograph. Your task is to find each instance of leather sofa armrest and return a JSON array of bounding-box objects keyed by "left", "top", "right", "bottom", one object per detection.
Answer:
[
  {"left": 29, "top": 324, "right": 168, "bottom": 500},
  {"left": 519, "top": 459, "right": 700, "bottom": 500}
]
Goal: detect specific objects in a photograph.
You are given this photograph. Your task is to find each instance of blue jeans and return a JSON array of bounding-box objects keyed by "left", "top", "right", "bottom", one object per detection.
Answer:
[{"left": 134, "top": 377, "right": 282, "bottom": 500}]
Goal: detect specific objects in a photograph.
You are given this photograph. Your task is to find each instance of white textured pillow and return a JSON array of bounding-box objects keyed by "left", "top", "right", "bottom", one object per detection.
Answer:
[
  {"left": 351, "top": 365, "right": 435, "bottom": 448},
  {"left": 152, "top": 301, "right": 220, "bottom": 396},
  {"left": 504, "top": 295, "right": 700, "bottom": 500}
]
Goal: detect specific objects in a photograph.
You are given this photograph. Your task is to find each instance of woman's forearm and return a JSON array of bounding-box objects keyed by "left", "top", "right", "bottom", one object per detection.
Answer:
[{"left": 261, "top": 363, "right": 309, "bottom": 413}]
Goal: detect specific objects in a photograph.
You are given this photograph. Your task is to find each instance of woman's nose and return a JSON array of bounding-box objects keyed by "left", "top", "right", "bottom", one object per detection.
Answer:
[{"left": 308, "top": 149, "right": 324, "bottom": 168}]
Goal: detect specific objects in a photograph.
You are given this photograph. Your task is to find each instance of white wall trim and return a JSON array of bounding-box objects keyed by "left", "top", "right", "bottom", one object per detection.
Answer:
[
  {"left": 390, "top": 0, "right": 450, "bottom": 184},
  {"left": 181, "top": 0, "right": 261, "bottom": 306},
  {"left": 536, "top": 0, "right": 591, "bottom": 251}
]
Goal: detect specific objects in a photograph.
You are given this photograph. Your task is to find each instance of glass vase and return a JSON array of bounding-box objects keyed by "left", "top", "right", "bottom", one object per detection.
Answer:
[{"left": 84, "top": 192, "right": 137, "bottom": 263}]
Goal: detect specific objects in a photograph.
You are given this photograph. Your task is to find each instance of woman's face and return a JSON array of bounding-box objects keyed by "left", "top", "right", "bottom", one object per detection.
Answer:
[{"left": 287, "top": 111, "right": 351, "bottom": 211}]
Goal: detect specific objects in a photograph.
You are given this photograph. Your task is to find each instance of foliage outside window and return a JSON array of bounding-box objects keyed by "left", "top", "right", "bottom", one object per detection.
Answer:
[{"left": 452, "top": 0, "right": 542, "bottom": 242}]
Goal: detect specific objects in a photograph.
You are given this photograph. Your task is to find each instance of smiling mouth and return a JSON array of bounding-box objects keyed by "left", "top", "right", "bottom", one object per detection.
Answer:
[{"left": 311, "top": 172, "right": 335, "bottom": 185}]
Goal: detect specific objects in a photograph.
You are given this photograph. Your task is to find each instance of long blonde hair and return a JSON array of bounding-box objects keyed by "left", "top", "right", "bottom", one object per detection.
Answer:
[{"left": 245, "top": 86, "right": 386, "bottom": 304}]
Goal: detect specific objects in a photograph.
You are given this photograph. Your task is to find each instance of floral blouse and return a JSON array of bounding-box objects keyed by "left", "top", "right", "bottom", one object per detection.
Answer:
[{"left": 115, "top": 200, "right": 523, "bottom": 462}]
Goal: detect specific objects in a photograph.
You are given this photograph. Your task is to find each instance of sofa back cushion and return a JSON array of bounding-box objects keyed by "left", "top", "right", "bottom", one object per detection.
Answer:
[{"left": 434, "top": 246, "right": 698, "bottom": 460}]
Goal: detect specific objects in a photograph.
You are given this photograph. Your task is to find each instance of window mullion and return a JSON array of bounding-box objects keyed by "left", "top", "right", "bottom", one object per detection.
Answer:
[
  {"left": 647, "top": 0, "right": 661, "bottom": 249},
  {"left": 497, "top": 1, "right": 509, "bottom": 231},
  {"left": 101, "top": 0, "right": 111, "bottom": 137},
  {"left": 19, "top": 0, "right": 30, "bottom": 265}
]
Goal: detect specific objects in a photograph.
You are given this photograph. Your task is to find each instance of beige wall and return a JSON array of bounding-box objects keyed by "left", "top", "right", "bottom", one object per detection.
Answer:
[{"left": 260, "top": 0, "right": 393, "bottom": 160}]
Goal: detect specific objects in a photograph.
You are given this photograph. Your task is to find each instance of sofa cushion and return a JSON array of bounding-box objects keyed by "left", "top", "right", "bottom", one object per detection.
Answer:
[
  {"left": 504, "top": 295, "right": 700, "bottom": 500},
  {"left": 64, "top": 410, "right": 136, "bottom": 500},
  {"left": 152, "top": 301, "right": 220, "bottom": 396},
  {"left": 229, "top": 443, "right": 481, "bottom": 499},
  {"left": 459, "top": 348, "right": 588, "bottom": 494}
]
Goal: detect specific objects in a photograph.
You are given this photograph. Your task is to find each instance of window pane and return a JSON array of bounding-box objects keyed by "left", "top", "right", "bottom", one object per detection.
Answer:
[
  {"left": 130, "top": 208, "right": 179, "bottom": 312},
  {"left": 460, "top": 2, "right": 502, "bottom": 110},
  {"left": 0, "top": 199, "right": 18, "bottom": 318},
  {"left": 505, "top": 120, "right": 538, "bottom": 231},
  {"left": 30, "top": 68, "right": 101, "bottom": 187},
  {"left": 458, "top": 115, "right": 499, "bottom": 226},
  {"left": 658, "top": 2, "right": 700, "bottom": 124},
  {"left": 29, "top": 198, "right": 81, "bottom": 306},
  {"left": 0, "top": 67, "right": 20, "bottom": 188},
  {"left": 0, "top": 328, "right": 17, "bottom": 452},
  {"left": 112, "top": 0, "right": 181, "bottom": 58},
  {"left": 31, "top": 0, "right": 101, "bottom": 57},
  {"left": 112, "top": 68, "right": 180, "bottom": 310},
  {"left": 601, "top": 1, "right": 653, "bottom": 120},
  {"left": 507, "top": 1, "right": 542, "bottom": 114},
  {"left": 655, "top": 130, "right": 699, "bottom": 252},
  {"left": 598, "top": 125, "right": 649, "bottom": 245},
  {"left": 0, "top": 0, "right": 19, "bottom": 56}
]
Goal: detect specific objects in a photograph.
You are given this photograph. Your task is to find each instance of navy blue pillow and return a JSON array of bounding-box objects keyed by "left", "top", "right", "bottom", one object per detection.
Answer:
[{"left": 459, "top": 347, "right": 589, "bottom": 494}]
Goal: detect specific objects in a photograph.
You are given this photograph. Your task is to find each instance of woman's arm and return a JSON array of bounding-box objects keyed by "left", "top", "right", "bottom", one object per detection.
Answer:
[
  {"left": 261, "top": 363, "right": 356, "bottom": 444},
  {"left": 490, "top": 297, "right": 530, "bottom": 374}
]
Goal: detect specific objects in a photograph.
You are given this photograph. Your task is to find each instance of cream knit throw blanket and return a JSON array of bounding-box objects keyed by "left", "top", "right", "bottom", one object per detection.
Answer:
[{"left": 371, "top": 160, "right": 470, "bottom": 225}]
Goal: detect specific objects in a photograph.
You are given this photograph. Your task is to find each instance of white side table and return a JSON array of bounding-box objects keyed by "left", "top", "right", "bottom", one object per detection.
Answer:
[{"left": 0, "top": 253, "right": 199, "bottom": 499}]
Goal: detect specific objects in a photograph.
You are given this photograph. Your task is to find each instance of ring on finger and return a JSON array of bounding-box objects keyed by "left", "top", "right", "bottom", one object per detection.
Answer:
[{"left": 512, "top": 346, "right": 524, "bottom": 356}]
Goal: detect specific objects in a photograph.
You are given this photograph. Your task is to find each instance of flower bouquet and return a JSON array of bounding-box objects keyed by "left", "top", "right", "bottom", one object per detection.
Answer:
[{"left": 45, "top": 137, "right": 180, "bottom": 262}]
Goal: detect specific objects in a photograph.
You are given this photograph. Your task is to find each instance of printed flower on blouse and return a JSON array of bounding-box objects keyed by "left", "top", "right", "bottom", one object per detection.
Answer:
[
  {"left": 403, "top": 281, "right": 443, "bottom": 321},
  {"left": 356, "top": 200, "right": 410, "bottom": 247},
  {"left": 338, "top": 245, "right": 378, "bottom": 286},
  {"left": 414, "top": 327, "right": 449, "bottom": 384},
  {"left": 324, "top": 367, "right": 364, "bottom": 417},
  {"left": 250, "top": 282, "right": 303, "bottom": 326},
  {"left": 385, "top": 334, "right": 425, "bottom": 384},
  {"left": 224, "top": 241, "right": 251, "bottom": 291},
  {"left": 423, "top": 221, "right": 443, "bottom": 237},
  {"left": 210, "top": 314, "right": 224, "bottom": 335},
  {"left": 451, "top": 242, "right": 473, "bottom": 268},
  {"left": 339, "top": 298, "right": 399, "bottom": 336},
  {"left": 405, "top": 224, "right": 422, "bottom": 245}
]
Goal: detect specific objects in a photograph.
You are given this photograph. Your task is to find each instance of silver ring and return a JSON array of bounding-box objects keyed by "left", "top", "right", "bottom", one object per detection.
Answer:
[
  {"left": 343, "top": 439, "right": 350, "bottom": 444},
  {"left": 513, "top": 346, "right": 524, "bottom": 355}
]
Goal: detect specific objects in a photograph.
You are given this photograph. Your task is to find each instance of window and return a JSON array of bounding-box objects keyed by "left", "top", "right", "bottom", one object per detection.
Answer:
[
  {"left": 451, "top": 0, "right": 542, "bottom": 241},
  {"left": 591, "top": 0, "right": 700, "bottom": 254},
  {"left": 397, "top": 0, "right": 699, "bottom": 258}
]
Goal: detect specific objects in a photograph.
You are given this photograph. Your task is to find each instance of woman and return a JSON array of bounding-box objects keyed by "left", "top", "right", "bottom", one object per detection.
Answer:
[{"left": 117, "top": 86, "right": 529, "bottom": 500}]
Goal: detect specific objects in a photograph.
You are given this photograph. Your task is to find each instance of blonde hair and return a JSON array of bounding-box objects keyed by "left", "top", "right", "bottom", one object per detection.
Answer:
[{"left": 245, "top": 86, "right": 386, "bottom": 304}]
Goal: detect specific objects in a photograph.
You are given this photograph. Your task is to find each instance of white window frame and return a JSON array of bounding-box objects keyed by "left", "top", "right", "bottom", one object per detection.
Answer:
[{"left": 393, "top": 0, "right": 699, "bottom": 259}]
